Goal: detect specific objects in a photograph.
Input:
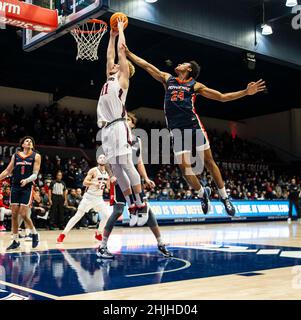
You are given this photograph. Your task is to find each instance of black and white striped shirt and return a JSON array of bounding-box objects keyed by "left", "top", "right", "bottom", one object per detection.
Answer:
[{"left": 49, "top": 180, "right": 66, "bottom": 195}]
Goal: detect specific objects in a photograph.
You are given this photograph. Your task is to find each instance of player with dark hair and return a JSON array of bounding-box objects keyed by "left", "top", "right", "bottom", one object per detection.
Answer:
[
  {"left": 125, "top": 49, "right": 266, "bottom": 216},
  {"left": 0, "top": 136, "right": 41, "bottom": 250}
]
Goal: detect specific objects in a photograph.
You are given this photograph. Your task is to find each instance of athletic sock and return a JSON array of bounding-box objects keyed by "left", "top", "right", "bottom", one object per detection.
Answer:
[
  {"left": 12, "top": 234, "right": 18, "bottom": 241},
  {"left": 125, "top": 194, "right": 135, "bottom": 207},
  {"left": 157, "top": 237, "right": 164, "bottom": 246},
  {"left": 218, "top": 186, "right": 228, "bottom": 200},
  {"left": 197, "top": 186, "right": 204, "bottom": 198},
  {"left": 30, "top": 228, "right": 38, "bottom": 235},
  {"left": 101, "top": 236, "right": 108, "bottom": 248},
  {"left": 134, "top": 193, "right": 143, "bottom": 207},
  {"left": 25, "top": 228, "right": 30, "bottom": 236}
]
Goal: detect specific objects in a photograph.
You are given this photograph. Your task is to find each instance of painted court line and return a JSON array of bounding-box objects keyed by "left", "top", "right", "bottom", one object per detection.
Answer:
[
  {"left": 0, "top": 280, "right": 59, "bottom": 300},
  {"left": 125, "top": 257, "right": 191, "bottom": 277}
]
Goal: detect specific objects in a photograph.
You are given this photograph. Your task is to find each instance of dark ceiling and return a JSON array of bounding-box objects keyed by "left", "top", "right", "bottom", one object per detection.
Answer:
[{"left": 0, "top": 8, "right": 300, "bottom": 121}]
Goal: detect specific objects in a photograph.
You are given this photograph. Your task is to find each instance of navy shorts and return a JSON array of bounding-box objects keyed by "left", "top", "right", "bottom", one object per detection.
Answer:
[
  {"left": 10, "top": 186, "right": 33, "bottom": 206},
  {"left": 170, "top": 125, "right": 210, "bottom": 156}
]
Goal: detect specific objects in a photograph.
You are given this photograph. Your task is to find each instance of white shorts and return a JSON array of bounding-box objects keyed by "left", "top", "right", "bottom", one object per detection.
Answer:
[
  {"left": 101, "top": 120, "right": 132, "bottom": 162},
  {"left": 77, "top": 192, "right": 108, "bottom": 214}
]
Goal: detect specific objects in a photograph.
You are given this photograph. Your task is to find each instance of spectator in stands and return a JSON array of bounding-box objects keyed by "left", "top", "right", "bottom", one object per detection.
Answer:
[
  {"left": 49, "top": 171, "right": 68, "bottom": 230},
  {"left": 0, "top": 186, "right": 11, "bottom": 231},
  {"left": 287, "top": 178, "right": 301, "bottom": 223},
  {"left": 32, "top": 187, "right": 49, "bottom": 223},
  {"left": 65, "top": 189, "right": 79, "bottom": 224}
]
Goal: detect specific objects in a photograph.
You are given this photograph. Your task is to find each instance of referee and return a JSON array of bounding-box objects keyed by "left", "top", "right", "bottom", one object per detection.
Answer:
[
  {"left": 49, "top": 171, "right": 67, "bottom": 230},
  {"left": 288, "top": 178, "right": 301, "bottom": 223}
]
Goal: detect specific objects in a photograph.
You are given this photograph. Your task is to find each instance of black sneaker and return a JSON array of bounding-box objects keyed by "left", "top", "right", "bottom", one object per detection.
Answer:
[
  {"left": 6, "top": 240, "right": 20, "bottom": 251},
  {"left": 221, "top": 197, "right": 236, "bottom": 216},
  {"left": 158, "top": 244, "right": 173, "bottom": 258},
  {"left": 96, "top": 246, "right": 114, "bottom": 259},
  {"left": 32, "top": 233, "right": 40, "bottom": 249},
  {"left": 200, "top": 186, "right": 211, "bottom": 214}
]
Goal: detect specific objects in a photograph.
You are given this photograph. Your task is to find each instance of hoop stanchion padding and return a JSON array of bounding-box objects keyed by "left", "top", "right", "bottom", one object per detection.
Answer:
[
  {"left": 0, "top": 0, "right": 58, "bottom": 32},
  {"left": 71, "top": 19, "right": 108, "bottom": 61}
]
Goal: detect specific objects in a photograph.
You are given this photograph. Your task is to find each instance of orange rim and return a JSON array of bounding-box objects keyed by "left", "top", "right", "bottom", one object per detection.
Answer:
[{"left": 73, "top": 19, "right": 108, "bottom": 34}]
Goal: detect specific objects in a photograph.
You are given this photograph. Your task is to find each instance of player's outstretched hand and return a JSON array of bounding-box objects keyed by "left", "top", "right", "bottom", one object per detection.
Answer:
[
  {"left": 121, "top": 43, "right": 130, "bottom": 55},
  {"left": 246, "top": 79, "right": 266, "bottom": 95},
  {"left": 117, "top": 17, "right": 126, "bottom": 31},
  {"left": 145, "top": 178, "right": 156, "bottom": 189}
]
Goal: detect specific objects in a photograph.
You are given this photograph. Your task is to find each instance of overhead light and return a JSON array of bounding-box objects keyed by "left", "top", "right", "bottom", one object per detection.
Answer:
[
  {"left": 145, "top": 0, "right": 158, "bottom": 3},
  {"left": 286, "top": 0, "right": 298, "bottom": 7},
  {"left": 261, "top": 2, "right": 273, "bottom": 35},
  {"left": 261, "top": 24, "right": 273, "bottom": 35}
]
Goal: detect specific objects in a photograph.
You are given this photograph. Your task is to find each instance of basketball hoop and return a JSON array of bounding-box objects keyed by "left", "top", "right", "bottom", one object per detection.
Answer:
[{"left": 71, "top": 19, "right": 108, "bottom": 61}]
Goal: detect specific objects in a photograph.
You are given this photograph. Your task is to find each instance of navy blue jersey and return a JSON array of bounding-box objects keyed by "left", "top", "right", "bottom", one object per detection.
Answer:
[
  {"left": 11, "top": 151, "right": 36, "bottom": 188},
  {"left": 164, "top": 76, "right": 200, "bottom": 129}
]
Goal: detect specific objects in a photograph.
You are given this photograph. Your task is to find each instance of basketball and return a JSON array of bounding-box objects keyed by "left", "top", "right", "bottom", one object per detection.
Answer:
[{"left": 110, "top": 12, "right": 128, "bottom": 32}]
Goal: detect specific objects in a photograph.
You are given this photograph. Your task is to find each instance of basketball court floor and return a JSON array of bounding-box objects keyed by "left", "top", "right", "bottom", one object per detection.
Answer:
[{"left": 1, "top": 221, "right": 301, "bottom": 300}]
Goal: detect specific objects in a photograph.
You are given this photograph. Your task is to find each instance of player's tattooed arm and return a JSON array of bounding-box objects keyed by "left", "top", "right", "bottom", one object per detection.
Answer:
[
  {"left": 0, "top": 154, "right": 14, "bottom": 181},
  {"left": 194, "top": 79, "right": 266, "bottom": 102},
  {"left": 123, "top": 45, "right": 170, "bottom": 85}
]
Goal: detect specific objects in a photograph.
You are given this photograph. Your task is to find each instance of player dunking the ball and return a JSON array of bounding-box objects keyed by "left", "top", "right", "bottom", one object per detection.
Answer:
[
  {"left": 97, "top": 16, "right": 148, "bottom": 222},
  {"left": 125, "top": 48, "right": 266, "bottom": 216},
  {"left": 0, "top": 136, "right": 40, "bottom": 250}
]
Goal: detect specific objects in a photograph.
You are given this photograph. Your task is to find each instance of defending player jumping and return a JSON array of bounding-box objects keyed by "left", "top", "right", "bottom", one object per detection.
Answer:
[{"left": 125, "top": 48, "right": 266, "bottom": 216}]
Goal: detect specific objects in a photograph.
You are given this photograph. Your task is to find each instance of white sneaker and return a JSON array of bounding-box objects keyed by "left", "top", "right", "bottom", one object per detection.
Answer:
[
  {"left": 287, "top": 218, "right": 292, "bottom": 224},
  {"left": 137, "top": 203, "right": 149, "bottom": 227},
  {"left": 129, "top": 213, "right": 138, "bottom": 227}
]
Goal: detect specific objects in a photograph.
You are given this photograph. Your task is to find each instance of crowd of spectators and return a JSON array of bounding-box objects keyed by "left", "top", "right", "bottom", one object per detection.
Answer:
[{"left": 0, "top": 104, "right": 299, "bottom": 231}]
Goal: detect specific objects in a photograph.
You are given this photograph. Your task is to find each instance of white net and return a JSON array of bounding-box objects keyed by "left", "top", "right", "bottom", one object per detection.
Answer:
[{"left": 71, "top": 19, "right": 108, "bottom": 61}]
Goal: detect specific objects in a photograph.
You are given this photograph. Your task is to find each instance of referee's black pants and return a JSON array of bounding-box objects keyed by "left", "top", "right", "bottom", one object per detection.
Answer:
[
  {"left": 50, "top": 194, "right": 65, "bottom": 228},
  {"left": 288, "top": 199, "right": 301, "bottom": 219}
]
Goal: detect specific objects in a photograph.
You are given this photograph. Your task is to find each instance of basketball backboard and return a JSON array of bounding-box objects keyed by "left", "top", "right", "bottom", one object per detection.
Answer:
[{"left": 22, "top": 0, "right": 109, "bottom": 51}]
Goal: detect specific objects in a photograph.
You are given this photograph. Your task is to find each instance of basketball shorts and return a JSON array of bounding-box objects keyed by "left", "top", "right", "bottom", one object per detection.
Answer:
[
  {"left": 100, "top": 120, "right": 132, "bottom": 163},
  {"left": 10, "top": 186, "right": 34, "bottom": 206},
  {"left": 77, "top": 192, "right": 108, "bottom": 214},
  {"left": 170, "top": 124, "right": 210, "bottom": 156}
]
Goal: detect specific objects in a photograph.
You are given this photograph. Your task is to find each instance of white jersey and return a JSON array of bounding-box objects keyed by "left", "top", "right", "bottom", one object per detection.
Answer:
[
  {"left": 86, "top": 167, "right": 109, "bottom": 197},
  {"left": 97, "top": 73, "right": 128, "bottom": 126}
]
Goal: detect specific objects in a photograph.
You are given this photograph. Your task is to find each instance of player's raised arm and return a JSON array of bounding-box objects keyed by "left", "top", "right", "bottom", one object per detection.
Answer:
[
  {"left": 83, "top": 168, "right": 97, "bottom": 187},
  {"left": 0, "top": 155, "right": 15, "bottom": 181},
  {"left": 117, "top": 18, "right": 130, "bottom": 89},
  {"left": 106, "top": 29, "right": 118, "bottom": 78},
  {"left": 194, "top": 79, "right": 266, "bottom": 102},
  {"left": 125, "top": 46, "right": 170, "bottom": 85}
]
